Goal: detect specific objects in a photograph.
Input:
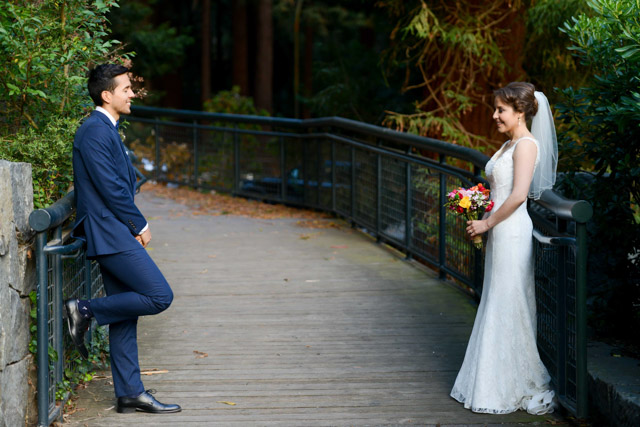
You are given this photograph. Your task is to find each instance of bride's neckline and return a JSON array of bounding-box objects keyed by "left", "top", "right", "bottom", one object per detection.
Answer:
[{"left": 493, "top": 136, "right": 536, "bottom": 162}]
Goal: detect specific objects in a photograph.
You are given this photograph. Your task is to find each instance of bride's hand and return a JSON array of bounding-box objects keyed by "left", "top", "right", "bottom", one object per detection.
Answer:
[{"left": 467, "top": 220, "right": 490, "bottom": 238}]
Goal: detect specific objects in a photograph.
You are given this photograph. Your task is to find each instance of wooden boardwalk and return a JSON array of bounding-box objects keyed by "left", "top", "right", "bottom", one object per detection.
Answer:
[{"left": 64, "top": 190, "right": 565, "bottom": 426}]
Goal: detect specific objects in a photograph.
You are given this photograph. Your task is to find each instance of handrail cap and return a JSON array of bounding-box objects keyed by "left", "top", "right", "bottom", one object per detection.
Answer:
[
  {"left": 535, "top": 190, "right": 593, "bottom": 223},
  {"left": 29, "top": 191, "right": 75, "bottom": 232}
]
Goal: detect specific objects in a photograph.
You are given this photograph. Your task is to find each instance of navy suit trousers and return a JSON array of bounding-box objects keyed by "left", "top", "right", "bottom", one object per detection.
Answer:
[{"left": 92, "top": 247, "right": 173, "bottom": 397}]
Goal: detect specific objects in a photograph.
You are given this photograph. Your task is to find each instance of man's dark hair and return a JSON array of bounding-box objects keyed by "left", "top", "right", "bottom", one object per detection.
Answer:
[{"left": 88, "top": 64, "right": 129, "bottom": 106}]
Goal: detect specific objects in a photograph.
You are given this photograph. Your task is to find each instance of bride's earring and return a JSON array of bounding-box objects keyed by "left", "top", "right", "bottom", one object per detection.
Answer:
[{"left": 518, "top": 116, "right": 522, "bottom": 126}]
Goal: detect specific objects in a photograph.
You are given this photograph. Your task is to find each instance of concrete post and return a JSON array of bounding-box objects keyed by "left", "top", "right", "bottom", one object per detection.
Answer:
[{"left": 0, "top": 160, "right": 37, "bottom": 426}]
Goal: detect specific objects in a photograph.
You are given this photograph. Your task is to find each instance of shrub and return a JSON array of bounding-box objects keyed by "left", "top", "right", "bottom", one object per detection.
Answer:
[
  {"left": 556, "top": 0, "right": 640, "bottom": 344},
  {"left": 0, "top": 0, "right": 131, "bottom": 207}
]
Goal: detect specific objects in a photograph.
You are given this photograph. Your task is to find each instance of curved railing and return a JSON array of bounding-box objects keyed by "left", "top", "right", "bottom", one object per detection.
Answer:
[
  {"left": 30, "top": 105, "right": 590, "bottom": 423},
  {"left": 126, "top": 105, "right": 591, "bottom": 417}
]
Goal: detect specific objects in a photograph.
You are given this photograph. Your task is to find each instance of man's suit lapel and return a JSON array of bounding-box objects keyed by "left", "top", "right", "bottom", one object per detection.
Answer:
[{"left": 93, "top": 111, "right": 136, "bottom": 193}]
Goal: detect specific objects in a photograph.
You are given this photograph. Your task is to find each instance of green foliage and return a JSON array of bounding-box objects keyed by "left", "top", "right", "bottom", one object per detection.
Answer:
[
  {"left": 56, "top": 325, "right": 109, "bottom": 406},
  {"left": 523, "top": 0, "right": 592, "bottom": 99},
  {"left": 203, "top": 86, "right": 269, "bottom": 117},
  {"left": 273, "top": 1, "right": 407, "bottom": 122},
  {"left": 377, "top": 0, "right": 524, "bottom": 150},
  {"left": 0, "top": 117, "right": 77, "bottom": 209},
  {"left": 0, "top": 0, "right": 130, "bottom": 207},
  {"left": 555, "top": 0, "right": 640, "bottom": 342},
  {"left": 107, "top": 1, "right": 193, "bottom": 81},
  {"left": 28, "top": 291, "right": 38, "bottom": 354}
]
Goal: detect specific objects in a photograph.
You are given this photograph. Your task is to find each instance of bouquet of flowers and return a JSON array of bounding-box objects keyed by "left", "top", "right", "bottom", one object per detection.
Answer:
[{"left": 444, "top": 183, "right": 494, "bottom": 249}]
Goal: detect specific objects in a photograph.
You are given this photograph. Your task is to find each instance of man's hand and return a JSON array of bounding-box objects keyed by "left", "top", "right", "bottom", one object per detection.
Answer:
[{"left": 136, "top": 229, "right": 152, "bottom": 248}]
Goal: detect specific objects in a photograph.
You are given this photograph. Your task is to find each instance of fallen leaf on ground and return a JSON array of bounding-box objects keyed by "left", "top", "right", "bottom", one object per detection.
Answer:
[
  {"left": 140, "top": 369, "right": 169, "bottom": 376},
  {"left": 217, "top": 401, "right": 236, "bottom": 406},
  {"left": 199, "top": 268, "right": 208, "bottom": 274},
  {"left": 193, "top": 350, "right": 208, "bottom": 358}
]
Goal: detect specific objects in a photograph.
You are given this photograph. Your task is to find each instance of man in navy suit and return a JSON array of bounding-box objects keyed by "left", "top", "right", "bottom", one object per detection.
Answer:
[{"left": 65, "top": 64, "right": 180, "bottom": 414}]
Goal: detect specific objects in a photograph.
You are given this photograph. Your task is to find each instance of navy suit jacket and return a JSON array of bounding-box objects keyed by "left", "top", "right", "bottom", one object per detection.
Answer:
[{"left": 72, "top": 110, "right": 146, "bottom": 257}]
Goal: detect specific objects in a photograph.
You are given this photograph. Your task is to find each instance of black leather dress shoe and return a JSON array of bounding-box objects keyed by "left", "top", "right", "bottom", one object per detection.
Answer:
[
  {"left": 117, "top": 389, "right": 181, "bottom": 413},
  {"left": 64, "top": 299, "right": 90, "bottom": 359}
]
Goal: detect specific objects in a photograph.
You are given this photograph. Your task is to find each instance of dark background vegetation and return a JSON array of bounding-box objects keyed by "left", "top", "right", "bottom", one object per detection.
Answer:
[{"left": 1, "top": 0, "right": 638, "bottom": 352}]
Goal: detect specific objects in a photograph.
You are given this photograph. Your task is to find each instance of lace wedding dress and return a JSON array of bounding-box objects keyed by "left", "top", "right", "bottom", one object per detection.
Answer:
[{"left": 450, "top": 137, "right": 556, "bottom": 415}]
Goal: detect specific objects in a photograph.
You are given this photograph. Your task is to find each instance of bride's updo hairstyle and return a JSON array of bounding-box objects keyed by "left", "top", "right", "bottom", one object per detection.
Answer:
[{"left": 494, "top": 82, "right": 538, "bottom": 121}]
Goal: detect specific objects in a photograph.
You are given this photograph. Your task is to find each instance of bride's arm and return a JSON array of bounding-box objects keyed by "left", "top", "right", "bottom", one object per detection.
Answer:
[{"left": 467, "top": 139, "right": 537, "bottom": 237}]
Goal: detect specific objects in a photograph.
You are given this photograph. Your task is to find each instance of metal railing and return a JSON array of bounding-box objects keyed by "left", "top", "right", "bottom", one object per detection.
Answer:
[
  {"left": 530, "top": 191, "right": 592, "bottom": 417},
  {"left": 126, "top": 105, "right": 591, "bottom": 418},
  {"left": 29, "top": 105, "right": 591, "bottom": 424},
  {"left": 29, "top": 169, "right": 146, "bottom": 426},
  {"left": 29, "top": 192, "right": 105, "bottom": 427}
]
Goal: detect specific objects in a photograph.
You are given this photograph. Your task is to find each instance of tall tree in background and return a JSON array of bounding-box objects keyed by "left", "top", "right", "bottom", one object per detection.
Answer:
[
  {"left": 201, "top": 0, "right": 212, "bottom": 104},
  {"left": 555, "top": 0, "right": 640, "bottom": 343},
  {"left": 376, "top": 0, "right": 590, "bottom": 152},
  {"left": 107, "top": 0, "right": 193, "bottom": 106},
  {"left": 232, "top": 0, "right": 250, "bottom": 95},
  {"left": 377, "top": 0, "right": 526, "bottom": 152},
  {"left": 255, "top": 0, "right": 274, "bottom": 112}
]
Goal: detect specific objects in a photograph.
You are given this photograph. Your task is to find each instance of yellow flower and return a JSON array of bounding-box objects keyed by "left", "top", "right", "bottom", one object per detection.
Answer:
[{"left": 459, "top": 196, "right": 471, "bottom": 209}]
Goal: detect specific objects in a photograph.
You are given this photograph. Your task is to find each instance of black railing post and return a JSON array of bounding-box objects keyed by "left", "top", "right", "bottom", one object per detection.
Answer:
[
  {"left": 376, "top": 140, "right": 382, "bottom": 242},
  {"left": 35, "top": 231, "right": 49, "bottom": 427},
  {"left": 575, "top": 221, "right": 589, "bottom": 418},
  {"left": 438, "top": 154, "right": 447, "bottom": 280},
  {"left": 280, "top": 136, "right": 286, "bottom": 200},
  {"left": 233, "top": 126, "right": 240, "bottom": 194},
  {"left": 84, "top": 254, "right": 95, "bottom": 352},
  {"left": 154, "top": 122, "right": 160, "bottom": 182},
  {"left": 473, "top": 165, "right": 483, "bottom": 293},
  {"left": 331, "top": 140, "right": 336, "bottom": 212},
  {"left": 351, "top": 146, "right": 356, "bottom": 222},
  {"left": 315, "top": 138, "right": 320, "bottom": 208},
  {"left": 405, "top": 148, "right": 412, "bottom": 259},
  {"left": 53, "top": 227, "right": 64, "bottom": 386},
  {"left": 557, "top": 241, "right": 567, "bottom": 399},
  {"left": 193, "top": 119, "right": 199, "bottom": 188}
]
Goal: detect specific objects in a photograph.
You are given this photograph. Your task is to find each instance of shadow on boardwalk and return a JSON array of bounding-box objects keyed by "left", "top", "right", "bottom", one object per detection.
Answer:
[{"left": 63, "top": 189, "right": 566, "bottom": 426}]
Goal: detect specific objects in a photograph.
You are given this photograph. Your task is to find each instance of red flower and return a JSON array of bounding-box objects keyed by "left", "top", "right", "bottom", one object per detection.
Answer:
[
  {"left": 485, "top": 201, "right": 495, "bottom": 212},
  {"left": 457, "top": 206, "right": 464, "bottom": 214}
]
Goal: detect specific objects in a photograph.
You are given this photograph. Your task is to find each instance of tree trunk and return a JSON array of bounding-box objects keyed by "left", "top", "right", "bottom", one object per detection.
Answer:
[
  {"left": 255, "top": 0, "right": 273, "bottom": 113},
  {"left": 201, "top": 0, "right": 212, "bottom": 106},
  {"left": 302, "top": 25, "right": 313, "bottom": 119},
  {"left": 232, "top": 0, "right": 249, "bottom": 96}
]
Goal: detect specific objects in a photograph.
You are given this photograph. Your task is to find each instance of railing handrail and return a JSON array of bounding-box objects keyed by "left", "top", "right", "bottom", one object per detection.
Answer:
[
  {"left": 29, "top": 190, "right": 75, "bottom": 232},
  {"left": 536, "top": 189, "right": 593, "bottom": 223},
  {"left": 129, "top": 105, "right": 491, "bottom": 170},
  {"left": 130, "top": 105, "right": 594, "bottom": 225}
]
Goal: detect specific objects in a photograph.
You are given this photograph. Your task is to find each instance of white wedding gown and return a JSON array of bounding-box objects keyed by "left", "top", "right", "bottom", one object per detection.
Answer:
[{"left": 450, "top": 137, "right": 556, "bottom": 415}]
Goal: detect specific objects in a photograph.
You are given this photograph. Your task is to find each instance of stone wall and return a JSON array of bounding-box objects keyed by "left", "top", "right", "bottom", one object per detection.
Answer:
[{"left": 0, "top": 160, "right": 37, "bottom": 426}]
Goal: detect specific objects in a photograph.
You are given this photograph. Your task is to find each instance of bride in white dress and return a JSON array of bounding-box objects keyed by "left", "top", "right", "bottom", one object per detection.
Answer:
[{"left": 450, "top": 82, "right": 557, "bottom": 415}]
